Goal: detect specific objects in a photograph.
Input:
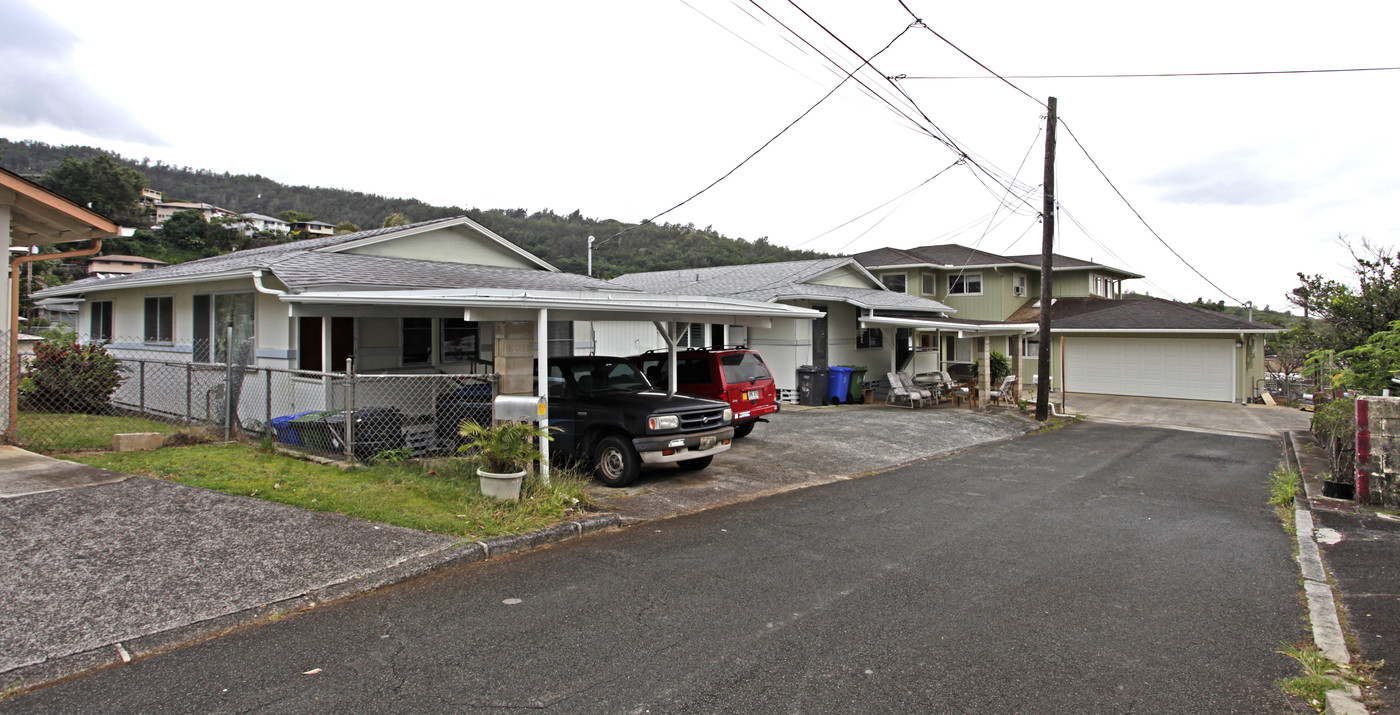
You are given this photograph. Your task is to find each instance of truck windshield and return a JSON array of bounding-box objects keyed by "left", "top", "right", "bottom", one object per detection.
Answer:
[{"left": 570, "top": 360, "right": 651, "bottom": 394}]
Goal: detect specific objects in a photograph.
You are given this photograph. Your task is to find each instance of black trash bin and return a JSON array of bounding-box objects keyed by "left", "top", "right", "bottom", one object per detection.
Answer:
[
  {"left": 796, "top": 365, "right": 829, "bottom": 406},
  {"left": 324, "top": 407, "right": 407, "bottom": 462}
]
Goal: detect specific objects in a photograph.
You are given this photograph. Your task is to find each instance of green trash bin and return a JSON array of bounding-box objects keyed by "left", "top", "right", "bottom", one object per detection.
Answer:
[
  {"left": 845, "top": 366, "right": 868, "bottom": 403},
  {"left": 290, "top": 410, "right": 343, "bottom": 452}
]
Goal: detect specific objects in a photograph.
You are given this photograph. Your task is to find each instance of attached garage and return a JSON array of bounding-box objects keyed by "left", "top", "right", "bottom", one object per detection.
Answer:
[{"left": 1063, "top": 336, "right": 1236, "bottom": 402}]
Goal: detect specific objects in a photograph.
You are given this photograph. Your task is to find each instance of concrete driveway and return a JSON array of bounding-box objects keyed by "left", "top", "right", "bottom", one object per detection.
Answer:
[
  {"left": 588, "top": 402, "right": 1037, "bottom": 520},
  {"left": 1063, "top": 393, "right": 1311, "bottom": 437}
]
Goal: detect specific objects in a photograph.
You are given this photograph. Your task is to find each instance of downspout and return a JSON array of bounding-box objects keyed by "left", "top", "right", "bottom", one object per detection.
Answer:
[
  {"left": 251, "top": 269, "right": 285, "bottom": 296},
  {"left": 8, "top": 238, "right": 103, "bottom": 441}
]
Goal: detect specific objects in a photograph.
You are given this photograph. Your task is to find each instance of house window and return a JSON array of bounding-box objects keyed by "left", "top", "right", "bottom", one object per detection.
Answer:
[
  {"left": 1023, "top": 338, "right": 1039, "bottom": 359},
  {"left": 402, "top": 318, "right": 433, "bottom": 366},
  {"left": 90, "top": 301, "right": 113, "bottom": 341},
  {"left": 548, "top": 321, "right": 573, "bottom": 358},
  {"left": 192, "top": 293, "right": 255, "bottom": 362},
  {"left": 856, "top": 327, "right": 883, "bottom": 349},
  {"left": 921, "top": 274, "right": 935, "bottom": 296},
  {"left": 944, "top": 335, "right": 973, "bottom": 362},
  {"left": 143, "top": 296, "right": 173, "bottom": 345},
  {"left": 441, "top": 319, "right": 480, "bottom": 364},
  {"left": 947, "top": 273, "right": 983, "bottom": 296},
  {"left": 297, "top": 316, "right": 354, "bottom": 372},
  {"left": 1013, "top": 274, "right": 1027, "bottom": 297},
  {"left": 881, "top": 274, "right": 906, "bottom": 293},
  {"left": 678, "top": 322, "right": 705, "bottom": 348}
]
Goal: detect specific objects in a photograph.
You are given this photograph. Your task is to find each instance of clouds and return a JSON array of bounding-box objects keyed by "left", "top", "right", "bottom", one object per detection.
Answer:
[
  {"left": 0, "top": 0, "right": 161, "bottom": 144},
  {"left": 1144, "top": 148, "right": 1302, "bottom": 207}
]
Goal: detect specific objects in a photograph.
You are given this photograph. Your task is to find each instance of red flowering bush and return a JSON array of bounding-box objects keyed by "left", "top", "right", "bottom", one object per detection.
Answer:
[{"left": 23, "top": 339, "right": 123, "bottom": 413}]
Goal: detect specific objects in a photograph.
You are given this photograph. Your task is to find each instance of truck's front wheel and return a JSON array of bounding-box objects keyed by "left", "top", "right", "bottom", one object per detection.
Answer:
[{"left": 594, "top": 435, "right": 640, "bottom": 487}]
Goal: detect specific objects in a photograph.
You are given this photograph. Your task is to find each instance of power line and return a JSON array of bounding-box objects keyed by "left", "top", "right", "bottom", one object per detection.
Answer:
[
  {"left": 597, "top": 20, "right": 916, "bottom": 247},
  {"left": 793, "top": 159, "right": 962, "bottom": 249},
  {"left": 890, "top": 66, "right": 1400, "bottom": 80}
]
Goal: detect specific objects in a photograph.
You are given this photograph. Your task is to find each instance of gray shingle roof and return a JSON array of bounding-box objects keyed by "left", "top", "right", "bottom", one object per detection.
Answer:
[
  {"left": 609, "top": 258, "right": 952, "bottom": 314},
  {"left": 34, "top": 216, "right": 566, "bottom": 298},
  {"left": 854, "top": 244, "right": 1142, "bottom": 278},
  {"left": 1013, "top": 297, "right": 1281, "bottom": 331},
  {"left": 271, "top": 253, "right": 621, "bottom": 292}
]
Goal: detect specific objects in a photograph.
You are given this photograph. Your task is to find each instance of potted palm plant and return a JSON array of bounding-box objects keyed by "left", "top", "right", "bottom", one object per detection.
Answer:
[{"left": 457, "top": 420, "right": 553, "bottom": 501}]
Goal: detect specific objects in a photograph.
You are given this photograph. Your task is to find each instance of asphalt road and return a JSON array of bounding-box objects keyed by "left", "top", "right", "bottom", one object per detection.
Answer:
[{"left": 3, "top": 422, "right": 1305, "bottom": 713}]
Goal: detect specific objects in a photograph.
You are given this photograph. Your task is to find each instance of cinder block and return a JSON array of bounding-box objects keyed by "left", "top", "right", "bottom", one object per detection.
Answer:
[{"left": 113, "top": 432, "right": 164, "bottom": 452}]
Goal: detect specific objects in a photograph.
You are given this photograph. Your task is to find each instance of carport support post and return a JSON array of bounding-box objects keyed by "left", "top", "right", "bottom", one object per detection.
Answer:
[
  {"left": 977, "top": 337, "right": 990, "bottom": 409},
  {"left": 537, "top": 308, "right": 550, "bottom": 485},
  {"left": 651, "top": 321, "right": 679, "bottom": 396}
]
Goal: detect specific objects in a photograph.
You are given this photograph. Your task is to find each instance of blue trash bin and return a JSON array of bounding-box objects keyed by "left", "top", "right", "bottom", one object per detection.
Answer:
[
  {"left": 271, "top": 410, "right": 317, "bottom": 445},
  {"left": 827, "top": 366, "right": 854, "bottom": 405}
]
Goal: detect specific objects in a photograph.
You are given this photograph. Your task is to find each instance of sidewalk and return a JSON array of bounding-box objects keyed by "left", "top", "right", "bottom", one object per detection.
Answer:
[{"left": 1290, "top": 430, "right": 1400, "bottom": 714}]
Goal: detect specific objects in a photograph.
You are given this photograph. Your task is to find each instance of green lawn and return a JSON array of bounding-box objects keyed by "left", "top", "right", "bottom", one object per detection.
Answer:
[
  {"left": 16, "top": 412, "right": 185, "bottom": 451},
  {"left": 65, "top": 443, "right": 596, "bottom": 540}
]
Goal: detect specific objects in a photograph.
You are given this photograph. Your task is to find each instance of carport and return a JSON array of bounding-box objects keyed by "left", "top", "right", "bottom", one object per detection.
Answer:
[
  {"left": 2, "top": 168, "right": 121, "bottom": 439},
  {"left": 859, "top": 314, "right": 1036, "bottom": 405},
  {"left": 279, "top": 287, "right": 823, "bottom": 479}
]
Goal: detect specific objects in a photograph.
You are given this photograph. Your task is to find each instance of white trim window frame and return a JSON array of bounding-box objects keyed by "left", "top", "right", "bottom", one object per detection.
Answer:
[
  {"left": 1022, "top": 337, "right": 1039, "bottom": 359},
  {"left": 921, "top": 273, "right": 936, "bottom": 296},
  {"left": 1013, "top": 273, "right": 1027, "bottom": 297},
  {"left": 947, "top": 272, "right": 983, "bottom": 296},
  {"left": 143, "top": 295, "right": 174, "bottom": 345},
  {"left": 90, "top": 300, "right": 113, "bottom": 342},
  {"left": 881, "top": 273, "right": 907, "bottom": 293}
]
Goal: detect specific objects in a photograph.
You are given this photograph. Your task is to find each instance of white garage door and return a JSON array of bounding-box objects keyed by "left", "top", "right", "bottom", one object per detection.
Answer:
[{"left": 1063, "top": 337, "right": 1235, "bottom": 402}]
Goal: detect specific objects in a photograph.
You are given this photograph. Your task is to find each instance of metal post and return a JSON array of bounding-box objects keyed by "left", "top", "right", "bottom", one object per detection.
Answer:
[
  {"left": 537, "top": 308, "right": 550, "bottom": 485},
  {"left": 224, "top": 326, "right": 234, "bottom": 441},
  {"left": 138, "top": 360, "right": 146, "bottom": 416},
  {"left": 264, "top": 368, "right": 272, "bottom": 440},
  {"left": 185, "top": 362, "right": 192, "bottom": 424},
  {"left": 344, "top": 357, "right": 354, "bottom": 460}
]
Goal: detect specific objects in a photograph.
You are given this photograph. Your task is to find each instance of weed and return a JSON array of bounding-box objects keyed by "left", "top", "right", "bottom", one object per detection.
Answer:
[
  {"left": 1277, "top": 642, "right": 1382, "bottom": 712},
  {"left": 372, "top": 447, "right": 415, "bottom": 465},
  {"left": 165, "top": 427, "right": 219, "bottom": 448},
  {"left": 1269, "top": 466, "right": 1301, "bottom": 507}
]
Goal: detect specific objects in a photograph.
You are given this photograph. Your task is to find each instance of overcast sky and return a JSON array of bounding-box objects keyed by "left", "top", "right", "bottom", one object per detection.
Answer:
[{"left": 4, "top": 0, "right": 1398, "bottom": 312}]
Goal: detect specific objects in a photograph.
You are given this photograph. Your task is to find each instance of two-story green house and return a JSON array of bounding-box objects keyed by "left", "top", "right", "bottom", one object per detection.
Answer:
[{"left": 854, "top": 244, "right": 1277, "bottom": 403}]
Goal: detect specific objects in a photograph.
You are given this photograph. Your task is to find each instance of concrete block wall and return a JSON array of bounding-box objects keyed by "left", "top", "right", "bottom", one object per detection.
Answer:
[{"left": 1358, "top": 396, "right": 1400, "bottom": 506}]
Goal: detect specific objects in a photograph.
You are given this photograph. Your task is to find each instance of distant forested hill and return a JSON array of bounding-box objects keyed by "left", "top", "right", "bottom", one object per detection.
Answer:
[{"left": 0, "top": 138, "right": 825, "bottom": 277}]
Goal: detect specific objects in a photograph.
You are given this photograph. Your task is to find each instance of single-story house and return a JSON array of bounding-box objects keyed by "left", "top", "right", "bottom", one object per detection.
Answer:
[{"left": 31, "top": 216, "right": 820, "bottom": 465}]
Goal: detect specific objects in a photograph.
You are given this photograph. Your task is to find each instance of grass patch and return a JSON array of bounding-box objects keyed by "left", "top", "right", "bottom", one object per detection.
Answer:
[
  {"left": 1270, "top": 466, "right": 1301, "bottom": 507},
  {"left": 1277, "top": 642, "right": 1382, "bottom": 712},
  {"left": 16, "top": 411, "right": 184, "bottom": 451},
  {"left": 64, "top": 443, "right": 596, "bottom": 540}
]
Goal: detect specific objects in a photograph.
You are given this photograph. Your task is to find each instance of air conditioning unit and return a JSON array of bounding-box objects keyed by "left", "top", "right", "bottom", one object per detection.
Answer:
[{"left": 1013, "top": 286, "right": 1026, "bottom": 297}]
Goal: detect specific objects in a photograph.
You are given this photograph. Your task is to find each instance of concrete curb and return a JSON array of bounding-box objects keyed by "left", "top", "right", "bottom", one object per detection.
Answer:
[
  {"left": 1, "top": 512, "right": 623, "bottom": 697},
  {"left": 1285, "top": 431, "right": 1370, "bottom": 714}
]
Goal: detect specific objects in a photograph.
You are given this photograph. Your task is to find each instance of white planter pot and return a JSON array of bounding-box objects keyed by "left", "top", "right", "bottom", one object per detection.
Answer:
[{"left": 478, "top": 468, "right": 526, "bottom": 501}]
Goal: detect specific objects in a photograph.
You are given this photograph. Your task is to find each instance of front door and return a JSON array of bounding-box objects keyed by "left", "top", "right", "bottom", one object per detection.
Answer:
[{"left": 812, "top": 304, "right": 828, "bottom": 368}]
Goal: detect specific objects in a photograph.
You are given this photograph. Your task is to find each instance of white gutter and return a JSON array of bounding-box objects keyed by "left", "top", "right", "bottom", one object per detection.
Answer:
[
  {"left": 33, "top": 268, "right": 259, "bottom": 297},
  {"left": 859, "top": 315, "right": 1038, "bottom": 334},
  {"left": 281, "top": 289, "right": 821, "bottom": 319},
  {"left": 251, "top": 270, "right": 286, "bottom": 296},
  {"left": 1050, "top": 327, "right": 1280, "bottom": 334}
]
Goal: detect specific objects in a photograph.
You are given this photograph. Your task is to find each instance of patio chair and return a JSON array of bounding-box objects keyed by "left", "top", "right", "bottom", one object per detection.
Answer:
[
  {"left": 884, "top": 372, "right": 922, "bottom": 409},
  {"left": 896, "top": 372, "right": 933, "bottom": 405},
  {"left": 951, "top": 380, "right": 975, "bottom": 408},
  {"left": 988, "top": 374, "right": 1017, "bottom": 405}
]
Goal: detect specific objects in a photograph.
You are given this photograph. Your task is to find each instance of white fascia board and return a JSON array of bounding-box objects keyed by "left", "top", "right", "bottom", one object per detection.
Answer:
[
  {"left": 772, "top": 292, "right": 954, "bottom": 314},
  {"left": 807, "top": 260, "right": 886, "bottom": 290},
  {"left": 859, "top": 315, "right": 1036, "bottom": 333},
  {"left": 32, "top": 268, "right": 255, "bottom": 297},
  {"left": 318, "top": 217, "right": 559, "bottom": 272},
  {"left": 1054, "top": 327, "right": 1280, "bottom": 335},
  {"left": 280, "top": 289, "right": 822, "bottom": 321}
]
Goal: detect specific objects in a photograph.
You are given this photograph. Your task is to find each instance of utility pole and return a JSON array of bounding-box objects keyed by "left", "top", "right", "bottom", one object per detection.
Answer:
[{"left": 1035, "top": 97, "right": 1057, "bottom": 422}]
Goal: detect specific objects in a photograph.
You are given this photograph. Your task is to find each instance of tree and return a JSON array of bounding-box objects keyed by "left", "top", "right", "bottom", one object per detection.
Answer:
[
  {"left": 39, "top": 155, "right": 149, "bottom": 225},
  {"left": 381, "top": 213, "right": 410, "bottom": 227},
  {"left": 335, "top": 221, "right": 360, "bottom": 234},
  {"left": 1334, "top": 320, "right": 1400, "bottom": 395},
  {"left": 1290, "top": 236, "right": 1400, "bottom": 353},
  {"left": 277, "top": 210, "right": 317, "bottom": 223}
]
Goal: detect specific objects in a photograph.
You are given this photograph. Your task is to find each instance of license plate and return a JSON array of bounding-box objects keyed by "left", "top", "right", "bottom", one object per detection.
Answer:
[
  {"left": 698, "top": 436, "right": 716, "bottom": 450},
  {"left": 746, "top": 389, "right": 761, "bottom": 400},
  {"left": 667, "top": 438, "right": 686, "bottom": 448}
]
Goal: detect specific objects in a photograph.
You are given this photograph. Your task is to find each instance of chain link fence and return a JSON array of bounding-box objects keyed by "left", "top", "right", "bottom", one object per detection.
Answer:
[{"left": 5, "top": 330, "right": 497, "bottom": 460}]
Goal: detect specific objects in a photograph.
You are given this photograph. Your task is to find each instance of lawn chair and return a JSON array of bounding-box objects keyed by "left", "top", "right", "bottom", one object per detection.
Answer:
[
  {"left": 918, "top": 371, "right": 955, "bottom": 404},
  {"left": 989, "top": 374, "right": 1017, "bottom": 405},
  {"left": 896, "top": 372, "right": 933, "bottom": 406},
  {"left": 884, "top": 372, "right": 922, "bottom": 409}
]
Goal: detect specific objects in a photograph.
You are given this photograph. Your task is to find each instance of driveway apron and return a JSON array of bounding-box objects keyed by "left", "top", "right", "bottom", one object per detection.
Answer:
[{"left": 0, "top": 457, "right": 456, "bottom": 676}]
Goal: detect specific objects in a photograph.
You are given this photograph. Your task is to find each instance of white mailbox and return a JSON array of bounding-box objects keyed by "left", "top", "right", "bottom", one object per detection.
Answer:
[{"left": 493, "top": 395, "right": 547, "bottom": 423}]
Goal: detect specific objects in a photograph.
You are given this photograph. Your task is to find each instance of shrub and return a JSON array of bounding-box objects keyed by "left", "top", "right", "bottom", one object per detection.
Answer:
[
  {"left": 22, "top": 339, "right": 123, "bottom": 414},
  {"left": 970, "top": 350, "right": 1012, "bottom": 385},
  {"left": 1311, "top": 396, "right": 1356, "bottom": 482}
]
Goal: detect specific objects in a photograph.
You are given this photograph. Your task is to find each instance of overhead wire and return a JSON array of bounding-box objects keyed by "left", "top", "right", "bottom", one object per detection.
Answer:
[
  {"left": 892, "top": 66, "right": 1400, "bottom": 80},
  {"left": 596, "top": 19, "right": 917, "bottom": 248},
  {"left": 793, "top": 159, "right": 963, "bottom": 249},
  {"left": 896, "top": 0, "right": 1243, "bottom": 305}
]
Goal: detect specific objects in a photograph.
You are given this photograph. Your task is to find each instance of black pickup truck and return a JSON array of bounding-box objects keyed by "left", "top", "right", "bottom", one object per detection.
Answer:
[{"left": 542, "top": 356, "right": 734, "bottom": 487}]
